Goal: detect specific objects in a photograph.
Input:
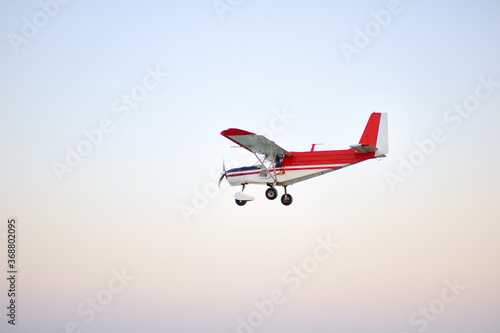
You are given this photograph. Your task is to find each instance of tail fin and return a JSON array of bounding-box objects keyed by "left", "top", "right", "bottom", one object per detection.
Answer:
[{"left": 351, "top": 112, "right": 388, "bottom": 157}]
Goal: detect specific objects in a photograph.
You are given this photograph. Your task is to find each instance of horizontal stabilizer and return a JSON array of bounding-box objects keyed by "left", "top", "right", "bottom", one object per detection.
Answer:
[{"left": 350, "top": 144, "right": 378, "bottom": 154}]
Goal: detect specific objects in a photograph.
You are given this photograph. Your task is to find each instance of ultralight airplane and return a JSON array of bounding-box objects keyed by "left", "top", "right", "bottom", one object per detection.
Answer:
[{"left": 219, "top": 112, "right": 388, "bottom": 206}]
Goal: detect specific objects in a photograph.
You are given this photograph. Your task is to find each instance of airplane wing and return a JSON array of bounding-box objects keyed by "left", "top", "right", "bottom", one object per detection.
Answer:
[{"left": 220, "top": 128, "right": 293, "bottom": 157}]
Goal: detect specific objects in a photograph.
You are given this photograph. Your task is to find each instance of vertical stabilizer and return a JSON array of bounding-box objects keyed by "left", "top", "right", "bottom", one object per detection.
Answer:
[{"left": 358, "top": 112, "right": 388, "bottom": 157}]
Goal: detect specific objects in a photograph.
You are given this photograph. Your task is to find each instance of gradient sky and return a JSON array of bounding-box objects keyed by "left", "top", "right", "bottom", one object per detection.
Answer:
[{"left": 1, "top": 1, "right": 499, "bottom": 332}]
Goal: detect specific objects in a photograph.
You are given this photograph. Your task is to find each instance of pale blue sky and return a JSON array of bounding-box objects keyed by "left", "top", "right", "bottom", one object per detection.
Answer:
[{"left": 1, "top": 1, "right": 499, "bottom": 332}]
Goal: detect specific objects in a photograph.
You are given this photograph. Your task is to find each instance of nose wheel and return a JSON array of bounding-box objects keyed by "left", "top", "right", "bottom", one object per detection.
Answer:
[{"left": 234, "top": 184, "right": 254, "bottom": 206}]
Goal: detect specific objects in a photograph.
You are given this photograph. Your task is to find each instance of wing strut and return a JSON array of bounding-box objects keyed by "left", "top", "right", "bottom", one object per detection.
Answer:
[{"left": 250, "top": 151, "right": 278, "bottom": 184}]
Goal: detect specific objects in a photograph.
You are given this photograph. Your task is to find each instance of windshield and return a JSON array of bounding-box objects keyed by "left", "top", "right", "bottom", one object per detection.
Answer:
[{"left": 252, "top": 155, "right": 281, "bottom": 169}]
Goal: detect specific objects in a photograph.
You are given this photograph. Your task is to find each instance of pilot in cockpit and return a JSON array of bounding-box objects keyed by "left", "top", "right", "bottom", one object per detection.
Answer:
[{"left": 275, "top": 154, "right": 284, "bottom": 168}]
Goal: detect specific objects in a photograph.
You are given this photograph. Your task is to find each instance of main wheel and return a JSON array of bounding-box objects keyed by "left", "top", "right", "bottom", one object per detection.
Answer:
[
  {"left": 281, "top": 194, "right": 293, "bottom": 206},
  {"left": 235, "top": 199, "right": 247, "bottom": 206},
  {"left": 265, "top": 187, "right": 278, "bottom": 200}
]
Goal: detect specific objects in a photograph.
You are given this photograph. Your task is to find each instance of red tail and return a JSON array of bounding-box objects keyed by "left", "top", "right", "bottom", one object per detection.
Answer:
[{"left": 359, "top": 112, "right": 388, "bottom": 157}]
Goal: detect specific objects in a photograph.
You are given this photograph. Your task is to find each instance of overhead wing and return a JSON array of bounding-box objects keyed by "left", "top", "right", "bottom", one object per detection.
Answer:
[{"left": 221, "top": 128, "right": 293, "bottom": 157}]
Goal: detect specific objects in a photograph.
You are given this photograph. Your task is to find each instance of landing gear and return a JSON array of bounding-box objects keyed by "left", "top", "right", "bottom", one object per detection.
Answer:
[
  {"left": 233, "top": 184, "right": 293, "bottom": 206},
  {"left": 265, "top": 187, "right": 278, "bottom": 200},
  {"left": 281, "top": 194, "right": 293, "bottom": 206},
  {"left": 234, "top": 184, "right": 253, "bottom": 206},
  {"left": 280, "top": 186, "right": 293, "bottom": 206}
]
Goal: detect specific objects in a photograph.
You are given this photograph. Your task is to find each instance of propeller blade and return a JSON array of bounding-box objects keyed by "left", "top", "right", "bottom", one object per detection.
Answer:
[
  {"left": 218, "top": 172, "right": 226, "bottom": 187},
  {"left": 219, "top": 155, "right": 227, "bottom": 188}
]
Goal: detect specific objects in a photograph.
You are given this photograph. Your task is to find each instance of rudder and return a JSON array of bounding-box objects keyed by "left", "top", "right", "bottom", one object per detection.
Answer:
[{"left": 358, "top": 112, "right": 388, "bottom": 157}]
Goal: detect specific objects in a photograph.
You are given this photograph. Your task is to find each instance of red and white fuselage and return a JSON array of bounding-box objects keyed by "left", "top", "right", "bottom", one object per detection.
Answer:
[
  {"left": 220, "top": 112, "right": 388, "bottom": 205},
  {"left": 225, "top": 150, "right": 371, "bottom": 187}
]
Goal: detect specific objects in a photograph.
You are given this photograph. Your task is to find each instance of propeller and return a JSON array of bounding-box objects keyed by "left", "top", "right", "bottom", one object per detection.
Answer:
[{"left": 218, "top": 159, "right": 227, "bottom": 187}]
